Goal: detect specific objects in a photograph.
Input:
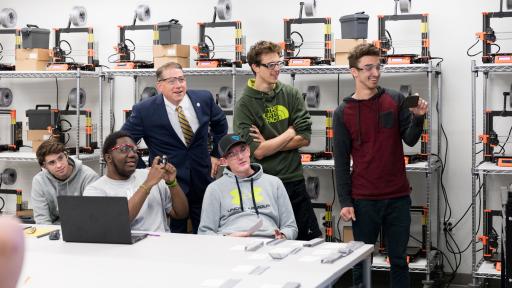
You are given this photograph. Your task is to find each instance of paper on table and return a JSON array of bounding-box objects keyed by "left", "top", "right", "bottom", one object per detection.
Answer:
[
  {"left": 24, "top": 227, "right": 59, "bottom": 238},
  {"left": 245, "top": 218, "right": 263, "bottom": 235}
]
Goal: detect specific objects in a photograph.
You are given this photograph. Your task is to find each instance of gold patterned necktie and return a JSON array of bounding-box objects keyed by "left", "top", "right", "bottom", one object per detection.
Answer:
[{"left": 176, "top": 105, "right": 194, "bottom": 146}]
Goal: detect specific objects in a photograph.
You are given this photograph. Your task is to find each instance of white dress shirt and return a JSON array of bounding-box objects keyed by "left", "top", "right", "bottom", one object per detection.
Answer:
[{"left": 163, "top": 93, "right": 199, "bottom": 145}]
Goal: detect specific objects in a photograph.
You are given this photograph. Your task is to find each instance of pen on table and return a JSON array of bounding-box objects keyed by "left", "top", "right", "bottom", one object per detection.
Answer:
[
  {"left": 145, "top": 233, "right": 160, "bottom": 237},
  {"left": 36, "top": 229, "right": 58, "bottom": 238},
  {"left": 23, "top": 226, "right": 33, "bottom": 230}
]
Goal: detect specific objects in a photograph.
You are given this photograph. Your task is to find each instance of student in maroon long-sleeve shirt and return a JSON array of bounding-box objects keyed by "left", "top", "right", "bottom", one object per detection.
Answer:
[{"left": 333, "top": 44, "right": 428, "bottom": 287}]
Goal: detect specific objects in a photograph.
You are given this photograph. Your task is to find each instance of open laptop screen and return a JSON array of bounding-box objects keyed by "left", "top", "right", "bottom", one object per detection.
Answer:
[{"left": 58, "top": 196, "right": 146, "bottom": 244}]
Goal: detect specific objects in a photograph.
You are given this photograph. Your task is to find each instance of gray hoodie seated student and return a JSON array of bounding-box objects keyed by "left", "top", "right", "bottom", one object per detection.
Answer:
[
  {"left": 31, "top": 140, "right": 99, "bottom": 224},
  {"left": 198, "top": 134, "right": 298, "bottom": 240}
]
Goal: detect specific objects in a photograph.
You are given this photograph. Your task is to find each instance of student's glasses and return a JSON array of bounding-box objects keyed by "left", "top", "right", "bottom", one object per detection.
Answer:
[
  {"left": 259, "top": 61, "right": 286, "bottom": 70},
  {"left": 355, "top": 63, "right": 383, "bottom": 72},
  {"left": 111, "top": 144, "right": 139, "bottom": 154}
]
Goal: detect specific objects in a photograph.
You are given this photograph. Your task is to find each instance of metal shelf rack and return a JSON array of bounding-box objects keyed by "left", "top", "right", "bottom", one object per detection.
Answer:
[
  {"left": 372, "top": 251, "right": 440, "bottom": 273},
  {"left": 474, "top": 259, "right": 501, "bottom": 280},
  {"left": 0, "top": 150, "right": 100, "bottom": 163},
  {"left": 0, "top": 69, "right": 102, "bottom": 160},
  {"left": 470, "top": 61, "right": 512, "bottom": 286}
]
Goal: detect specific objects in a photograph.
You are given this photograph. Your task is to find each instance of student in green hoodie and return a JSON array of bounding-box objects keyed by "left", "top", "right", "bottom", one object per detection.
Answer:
[{"left": 233, "top": 40, "right": 321, "bottom": 241}]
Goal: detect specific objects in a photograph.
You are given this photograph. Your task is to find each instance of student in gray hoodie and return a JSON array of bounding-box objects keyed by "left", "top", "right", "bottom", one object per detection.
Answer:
[
  {"left": 198, "top": 134, "right": 298, "bottom": 239},
  {"left": 31, "top": 140, "right": 99, "bottom": 224}
]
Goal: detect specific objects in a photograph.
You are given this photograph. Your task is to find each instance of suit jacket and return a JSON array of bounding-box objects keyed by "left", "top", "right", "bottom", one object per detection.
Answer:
[{"left": 122, "top": 90, "right": 228, "bottom": 194}]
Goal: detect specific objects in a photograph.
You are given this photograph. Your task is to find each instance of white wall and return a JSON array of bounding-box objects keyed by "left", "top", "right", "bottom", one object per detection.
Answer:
[{"left": 2, "top": 0, "right": 512, "bottom": 275}]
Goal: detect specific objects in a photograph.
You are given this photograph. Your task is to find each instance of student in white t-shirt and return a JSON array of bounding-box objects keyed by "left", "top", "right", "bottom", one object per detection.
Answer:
[{"left": 84, "top": 131, "right": 189, "bottom": 232}]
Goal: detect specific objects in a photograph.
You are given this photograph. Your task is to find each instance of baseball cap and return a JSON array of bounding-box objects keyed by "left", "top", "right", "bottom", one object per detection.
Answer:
[{"left": 218, "top": 133, "right": 246, "bottom": 157}]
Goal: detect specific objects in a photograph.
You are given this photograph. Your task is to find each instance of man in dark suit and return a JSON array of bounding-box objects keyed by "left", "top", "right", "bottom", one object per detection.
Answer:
[{"left": 122, "top": 62, "right": 228, "bottom": 233}]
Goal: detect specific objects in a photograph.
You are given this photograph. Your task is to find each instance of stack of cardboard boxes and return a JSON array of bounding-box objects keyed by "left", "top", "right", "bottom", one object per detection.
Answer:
[
  {"left": 334, "top": 39, "right": 367, "bottom": 66},
  {"left": 27, "top": 129, "right": 52, "bottom": 152},
  {"left": 153, "top": 44, "right": 190, "bottom": 69},
  {"left": 15, "top": 48, "right": 50, "bottom": 71}
]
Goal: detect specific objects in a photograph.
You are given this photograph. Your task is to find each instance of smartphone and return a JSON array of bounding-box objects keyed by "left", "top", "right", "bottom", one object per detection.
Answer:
[{"left": 404, "top": 95, "right": 420, "bottom": 108}]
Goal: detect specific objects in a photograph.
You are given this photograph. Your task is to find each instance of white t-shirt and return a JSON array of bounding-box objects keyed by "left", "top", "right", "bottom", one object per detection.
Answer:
[{"left": 83, "top": 169, "right": 172, "bottom": 232}]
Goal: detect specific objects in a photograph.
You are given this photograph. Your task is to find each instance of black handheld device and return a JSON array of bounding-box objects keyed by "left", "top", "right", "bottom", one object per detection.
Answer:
[{"left": 404, "top": 94, "right": 420, "bottom": 109}]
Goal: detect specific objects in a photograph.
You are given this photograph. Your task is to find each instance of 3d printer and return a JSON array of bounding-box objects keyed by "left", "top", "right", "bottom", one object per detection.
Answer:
[
  {"left": 475, "top": 0, "right": 512, "bottom": 64},
  {"left": 25, "top": 88, "right": 97, "bottom": 155},
  {"left": 282, "top": 0, "right": 333, "bottom": 66},
  {"left": 194, "top": 0, "right": 246, "bottom": 68},
  {"left": 0, "top": 88, "right": 22, "bottom": 152},
  {"left": 47, "top": 6, "right": 98, "bottom": 71},
  {"left": 374, "top": 0, "right": 432, "bottom": 65},
  {"left": 479, "top": 85, "right": 512, "bottom": 166},
  {"left": 112, "top": 5, "right": 157, "bottom": 69},
  {"left": 0, "top": 8, "right": 20, "bottom": 71}
]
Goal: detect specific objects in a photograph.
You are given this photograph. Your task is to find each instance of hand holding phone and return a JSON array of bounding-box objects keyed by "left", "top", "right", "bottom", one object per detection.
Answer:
[{"left": 404, "top": 93, "right": 420, "bottom": 109}]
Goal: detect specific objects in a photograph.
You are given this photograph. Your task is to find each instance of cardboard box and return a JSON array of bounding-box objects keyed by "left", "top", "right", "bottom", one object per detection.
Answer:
[
  {"left": 153, "top": 44, "right": 190, "bottom": 58},
  {"left": 15, "top": 48, "right": 50, "bottom": 61},
  {"left": 335, "top": 39, "right": 367, "bottom": 53},
  {"left": 31, "top": 140, "right": 44, "bottom": 152},
  {"left": 335, "top": 52, "right": 350, "bottom": 66},
  {"left": 343, "top": 226, "right": 354, "bottom": 242},
  {"left": 154, "top": 56, "right": 190, "bottom": 69},
  {"left": 27, "top": 130, "right": 51, "bottom": 141},
  {"left": 15, "top": 59, "right": 48, "bottom": 71}
]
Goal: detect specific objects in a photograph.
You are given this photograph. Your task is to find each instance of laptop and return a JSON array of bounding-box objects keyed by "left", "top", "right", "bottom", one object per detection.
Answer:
[{"left": 57, "top": 196, "right": 148, "bottom": 244}]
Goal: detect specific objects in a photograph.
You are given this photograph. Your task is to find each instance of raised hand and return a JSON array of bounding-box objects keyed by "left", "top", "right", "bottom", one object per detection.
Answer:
[{"left": 410, "top": 97, "right": 428, "bottom": 116}]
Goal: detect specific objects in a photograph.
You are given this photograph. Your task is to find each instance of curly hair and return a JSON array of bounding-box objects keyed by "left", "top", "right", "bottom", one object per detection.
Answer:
[
  {"left": 36, "top": 140, "right": 67, "bottom": 166},
  {"left": 348, "top": 43, "right": 380, "bottom": 69},
  {"left": 247, "top": 41, "right": 282, "bottom": 74}
]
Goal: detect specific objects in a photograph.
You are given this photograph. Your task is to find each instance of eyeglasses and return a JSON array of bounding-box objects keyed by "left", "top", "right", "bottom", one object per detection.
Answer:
[
  {"left": 158, "top": 76, "right": 186, "bottom": 86},
  {"left": 111, "top": 144, "right": 139, "bottom": 155},
  {"left": 259, "top": 61, "right": 286, "bottom": 70},
  {"left": 355, "top": 63, "right": 383, "bottom": 72},
  {"left": 224, "top": 144, "right": 248, "bottom": 160},
  {"left": 44, "top": 153, "right": 67, "bottom": 167}
]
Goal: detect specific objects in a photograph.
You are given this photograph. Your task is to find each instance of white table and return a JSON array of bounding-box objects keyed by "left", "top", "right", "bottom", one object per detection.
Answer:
[{"left": 18, "top": 231, "right": 373, "bottom": 288}]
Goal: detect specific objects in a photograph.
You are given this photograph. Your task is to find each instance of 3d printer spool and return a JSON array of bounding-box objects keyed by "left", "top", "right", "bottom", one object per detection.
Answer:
[
  {"left": 0, "top": 88, "right": 13, "bottom": 107},
  {"left": 399, "top": 85, "right": 412, "bottom": 97},
  {"left": 135, "top": 4, "right": 151, "bottom": 22},
  {"left": 399, "top": 0, "right": 411, "bottom": 13},
  {"left": 305, "top": 85, "right": 320, "bottom": 108},
  {"left": 140, "top": 86, "right": 158, "bottom": 101},
  {"left": 68, "top": 88, "right": 86, "bottom": 108},
  {"left": 0, "top": 8, "right": 17, "bottom": 28},
  {"left": 69, "top": 6, "right": 87, "bottom": 27},
  {"left": 304, "top": 0, "right": 317, "bottom": 17},
  {"left": 218, "top": 86, "right": 233, "bottom": 108},
  {"left": 1, "top": 168, "right": 17, "bottom": 185},
  {"left": 306, "top": 176, "right": 319, "bottom": 199},
  {"left": 216, "top": 0, "right": 232, "bottom": 21}
]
